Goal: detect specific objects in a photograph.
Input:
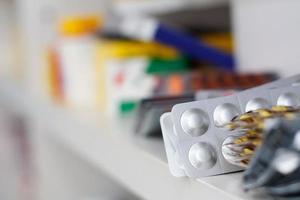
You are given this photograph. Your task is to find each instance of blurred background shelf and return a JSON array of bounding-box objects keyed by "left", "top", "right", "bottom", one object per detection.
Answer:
[
  {"left": 113, "top": 0, "right": 229, "bottom": 16},
  {"left": 0, "top": 81, "right": 268, "bottom": 200}
]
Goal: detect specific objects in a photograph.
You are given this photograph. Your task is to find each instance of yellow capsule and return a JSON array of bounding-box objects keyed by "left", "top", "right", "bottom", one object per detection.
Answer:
[
  {"left": 272, "top": 105, "right": 290, "bottom": 112},
  {"left": 256, "top": 109, "right": 273, "bottom": 118},
  {"left": 240, "top": 152, "right": 246, "bottom": 157},
  {"left": 225, "top": 123, "right": 236, "bottom": 130},
  {"left": 252, "top": 140, "right": 262, "bottom": 146},
  {"left": 243, "top": 148, "right": 254, "bottom": 155},
  {"left": 238, "top": 113, "right": 254, "bottom": 121},
  {"left": 246, "top": 129, "right": 259, "bottom": 136},
  {"left": 257, "top": 122, "right": 265, "bottom": 129},
  {"left": 234, "top": 138, "right": 244, "bottom": 144},
  {"left": 240, "top": 137, "right": 249, "bottom": 143}
]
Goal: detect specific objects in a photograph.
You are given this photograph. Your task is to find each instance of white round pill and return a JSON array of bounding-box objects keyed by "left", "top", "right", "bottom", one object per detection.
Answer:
[
  {"left": 189, "top": 142, "right": 216, "bottom": 169},
  {"left": 277, "top": 93, "right": 300, "bottom": 107},
  {"left": 213, "top": 103, "right": 240, "bottom": 127},
  {"left": 181, "top": 108, "right": 209, "bottom": 137},
  {"left": 245, "top": 98, "right": 271, "bottom": 112}
]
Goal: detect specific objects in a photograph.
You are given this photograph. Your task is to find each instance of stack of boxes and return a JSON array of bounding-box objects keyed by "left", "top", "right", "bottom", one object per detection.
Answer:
[{"left": 47, "top": 15, "right": 189, "bottom": 116}]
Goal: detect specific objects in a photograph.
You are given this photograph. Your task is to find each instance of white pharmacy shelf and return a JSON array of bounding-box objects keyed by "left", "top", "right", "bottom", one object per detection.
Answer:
[
  {"left": 113, "top": 0, "right": 229, "bottom": 16},
  {"left": 0, "top": 81, "right": 270, "bottom": 200}
]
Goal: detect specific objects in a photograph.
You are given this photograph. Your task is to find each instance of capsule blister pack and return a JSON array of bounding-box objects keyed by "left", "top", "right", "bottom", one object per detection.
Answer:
[{"left": 160, "top": 75, "right": 300, "bottom": 178}]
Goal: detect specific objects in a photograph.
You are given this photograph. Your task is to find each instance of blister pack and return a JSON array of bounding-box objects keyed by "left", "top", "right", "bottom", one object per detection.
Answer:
[
  {"left": 160, "top": 75, "right": 300, "bottom": 178},
  {"left": 135, "top": 90, "right": 236, "bottom": 137}
]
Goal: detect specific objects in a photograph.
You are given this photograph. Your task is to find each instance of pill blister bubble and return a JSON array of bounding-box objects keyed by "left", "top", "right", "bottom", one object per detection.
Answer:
[
  {"left": 181, "top": 108, "right": 209, "bottom": 137},
  {"left": 277, "top": 93, "right": 300, "bottom": 107},
  {"left": 213, "top": 103, "right": 240, "bottom": 127},
  {"left": 245, "top": 98, "right": 271, "bottom": 112},
  {"left": 188, "top": 142, "right": 216, "bottom": 169}
]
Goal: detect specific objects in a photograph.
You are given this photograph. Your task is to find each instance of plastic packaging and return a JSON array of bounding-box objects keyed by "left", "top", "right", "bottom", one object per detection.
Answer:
[{"left": 57, "top": 16, "right": 101, "bottom": 108}]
